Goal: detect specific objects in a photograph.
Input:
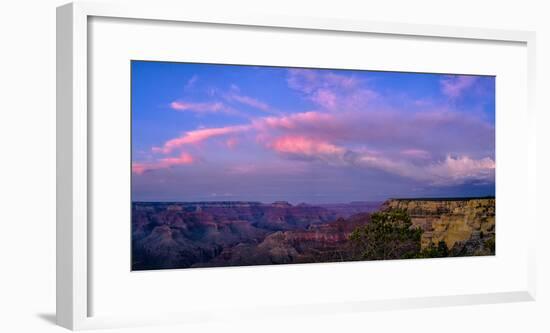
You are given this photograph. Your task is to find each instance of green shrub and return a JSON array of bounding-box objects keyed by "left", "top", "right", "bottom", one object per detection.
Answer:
[
  {"left": 349, "top": 209, "right": 423, "bottom": 260},
  {"left": 417, "top": 240, "right": 449, "bottom": 258}
]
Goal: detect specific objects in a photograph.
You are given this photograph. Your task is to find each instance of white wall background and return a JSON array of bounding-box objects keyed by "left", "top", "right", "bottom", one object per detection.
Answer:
[{"left": 0, "top": 0, "right": 547, "bottom": 332}]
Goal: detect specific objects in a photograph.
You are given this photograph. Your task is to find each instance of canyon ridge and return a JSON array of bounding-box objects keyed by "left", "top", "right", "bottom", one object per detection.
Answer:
[{"left": 132, "top": 197, "right": 495, "bottom": 270}]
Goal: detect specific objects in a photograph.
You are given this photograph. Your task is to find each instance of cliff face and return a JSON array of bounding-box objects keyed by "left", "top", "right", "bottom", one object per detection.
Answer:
[{"left": 380, "top": 198, "right": 495, "bottom": 254}]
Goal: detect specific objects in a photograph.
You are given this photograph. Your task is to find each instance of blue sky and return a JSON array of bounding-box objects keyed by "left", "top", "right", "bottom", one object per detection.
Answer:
[{"left": 131, "top": 61, "right": 495, "bottom": 203}]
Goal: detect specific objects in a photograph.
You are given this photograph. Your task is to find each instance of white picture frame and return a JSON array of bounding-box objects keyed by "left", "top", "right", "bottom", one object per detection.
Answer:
[{"left": 57, "top": 1, "right": 537, "bottom": 330}]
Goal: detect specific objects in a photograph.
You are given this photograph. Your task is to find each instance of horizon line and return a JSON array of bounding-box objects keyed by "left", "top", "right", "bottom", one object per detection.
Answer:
[{"left": 131, "top": 195, "right": 495, "bottom": 205}]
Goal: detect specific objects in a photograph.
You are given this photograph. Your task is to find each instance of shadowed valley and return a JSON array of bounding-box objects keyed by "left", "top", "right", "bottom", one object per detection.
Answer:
[{"left": 132, "top": 198, "right": 494, "bottom": 270}]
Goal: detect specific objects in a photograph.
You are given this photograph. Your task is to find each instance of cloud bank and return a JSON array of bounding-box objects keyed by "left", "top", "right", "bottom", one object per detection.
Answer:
[{"left": 133, "top": 67, "right": 495, "bottom": 190}]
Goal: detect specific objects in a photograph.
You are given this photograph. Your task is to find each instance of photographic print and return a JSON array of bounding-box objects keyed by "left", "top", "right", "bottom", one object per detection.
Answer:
[{"left": 131, "top": 61, "right": 495, "bottom": 270}]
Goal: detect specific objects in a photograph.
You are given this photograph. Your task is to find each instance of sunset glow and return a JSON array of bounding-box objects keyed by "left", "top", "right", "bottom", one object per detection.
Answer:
[{"left": 132, "top": 62, "right": 495, "bottom": 203}]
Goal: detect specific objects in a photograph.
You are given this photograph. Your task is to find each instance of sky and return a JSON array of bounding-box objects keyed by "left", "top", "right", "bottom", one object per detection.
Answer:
[{"left": 131, "top": 61, "right": 495, "bottom": 203}]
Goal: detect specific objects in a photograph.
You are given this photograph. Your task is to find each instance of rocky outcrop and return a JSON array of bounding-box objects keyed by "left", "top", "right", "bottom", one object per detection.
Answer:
[{"left": 380, "top": 197, "right": 495, "bottom": 255}]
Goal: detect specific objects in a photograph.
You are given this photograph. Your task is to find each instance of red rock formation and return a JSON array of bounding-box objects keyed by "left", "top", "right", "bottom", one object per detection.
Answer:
[{"left": 132, "top": 201, "right": 372, "bottom": 270}]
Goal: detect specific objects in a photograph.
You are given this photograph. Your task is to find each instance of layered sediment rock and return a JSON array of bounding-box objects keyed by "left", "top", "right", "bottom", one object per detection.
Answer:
[
  {"left": 132, "top": 198, "right": 495, "bottom": 270},
  {"left": 380, "top": 197, "right": 495, "bottom": 255},
  {"left": 132, "top": 201, "right": 374, "bottom": 269},
  {"left": 197, "top": 213, "right": 370, "bottom": 267}
]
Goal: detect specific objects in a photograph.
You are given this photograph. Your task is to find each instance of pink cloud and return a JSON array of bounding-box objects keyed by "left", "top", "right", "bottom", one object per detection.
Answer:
[
  {"left": 183, "top": 84, "right": 272, "bottom": 114},
  {"left": 225, "top": 137, "right": 238, "bottom": 149},
  {"left": 152, "top": 111, "right": 332, "bottom": 156},
  {"left": 353, "top": 152, "right": 402, "bottom": 176},
  {"left": 131, "top": 163, "right": 148, "bottom": 175},
  {"left": 159, "top": 153, "right": 194, "bottom": 166},
  {"left": 440, "top": 75, "right": 478, "bottom": 99},
  {"left": 341, "top": 89, "right": 378, "bottom": 110},
  {"left": 269, "top": 136, "right": 346, "bottom": 160},
  {"left": 310, "top": 89, "right": 337, "bottom": 109},
  {"left": 257, "top": 111, "right": 334, "bottom": 131},
  {"left": 286, "top": 69, "right": 377, "bottom": 111},
  {"left": 170, "top": 101, "right": 238, "bottom": 115},
  {"left": 226, "top": 93, "right": 270, "bottom": 112},
  {"left": 156, "top": 106, "right": 492, "bottom": 165},
  {"left": 132, "top": 152, "right": 195, "bottom": 174},
  {"left": 286, "top": 69, "right": 319, "bottom": 94},
  {"left": 428, "top": 155, "right": 495, "bottom": 184},
  {"left": 353, "top": 152, "right": 495, "bottom": 185},
  {"left": 153, "top": 93, "right": 495, "bottom": 186},
  {"left": 400, "top": 149, "right": 432, "bottom": 160},
  {"left": 286, "top": 69, "right": 359, "bottom": 94},
  {"left": 323, "top": 72, "right": 359, "bottom": 89},
  {"left": 153, "top": 125, "right": 249, "bottom": 154}
]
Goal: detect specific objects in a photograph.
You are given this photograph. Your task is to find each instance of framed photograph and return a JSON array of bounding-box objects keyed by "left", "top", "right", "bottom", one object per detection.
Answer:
[{"left": 57, "top": 1, "right": 537, "bottom": 330}]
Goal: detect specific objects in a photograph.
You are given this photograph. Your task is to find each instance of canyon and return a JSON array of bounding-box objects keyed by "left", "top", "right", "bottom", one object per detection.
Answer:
[{"left": 132, "top": 197, "right": 495, "bottom": 270}]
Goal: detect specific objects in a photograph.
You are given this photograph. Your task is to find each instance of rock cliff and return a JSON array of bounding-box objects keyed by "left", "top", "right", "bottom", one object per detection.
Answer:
[{"left": 380, "top": 197, "right": 495, "bottom": 255}]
